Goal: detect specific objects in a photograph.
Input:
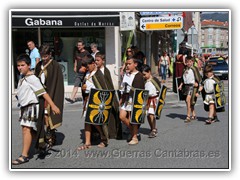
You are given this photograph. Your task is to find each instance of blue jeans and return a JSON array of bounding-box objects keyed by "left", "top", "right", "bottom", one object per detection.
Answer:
[{"left": 160, "top": 65, "right": 167, "bottom": 80}]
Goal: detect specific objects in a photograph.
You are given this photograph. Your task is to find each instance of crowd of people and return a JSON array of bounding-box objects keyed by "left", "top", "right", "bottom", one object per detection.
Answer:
[{"left": 12, "top": 41, "right": 226, "bottom": 165}]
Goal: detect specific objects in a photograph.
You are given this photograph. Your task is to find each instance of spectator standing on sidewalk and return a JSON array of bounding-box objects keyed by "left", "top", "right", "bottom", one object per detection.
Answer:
[
  {"left": 90, "top": 43, "right": 100, "bottom": 60},
  {"left": 65, "top": 40, "right": 90, "bottom": 103},
  {"left": 158, "top": 51, "right": 170, "bottom": 83},
  {"left": 27, "top": 40, "right": 40, "bottom": 72}
]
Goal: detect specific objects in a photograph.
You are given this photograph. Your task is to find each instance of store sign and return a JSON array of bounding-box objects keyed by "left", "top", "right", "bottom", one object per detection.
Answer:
[
  {"left": 140, "top": 16, "right": 183, "bottom": 31},
  {"left": 12, "top": 17, "right": 119, "bottom": 27},
  {"left": 25, "top": 18, "right": 63, "bottom": 26},
  {"left": 120, "top": 12, "right": 135, "bottom": 31}
]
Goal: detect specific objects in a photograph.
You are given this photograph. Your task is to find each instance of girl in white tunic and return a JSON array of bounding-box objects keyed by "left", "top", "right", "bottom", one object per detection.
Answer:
[{"left": 12, "top": 54, "right": 60, "bottom": 165}]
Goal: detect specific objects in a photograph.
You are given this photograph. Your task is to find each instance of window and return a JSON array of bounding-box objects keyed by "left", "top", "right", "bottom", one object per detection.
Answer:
[{"left": 208, "top": 28, "right": 213, "bottom": 33}]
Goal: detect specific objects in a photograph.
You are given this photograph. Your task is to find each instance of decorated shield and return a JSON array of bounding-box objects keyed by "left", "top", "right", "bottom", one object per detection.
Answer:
[
  {"left": 214, "top": 81, "right": 226, "bottom": 109},
  {"left": 130, "top": 89, "right": 149, "bottom": 124},
  {"left": 175, "top": 77, "right": 185, "bottom": 101},
  {"left": 85, "top": 88, "right": 115, "bottom": 125},
  {"left": 155, "top": 85, "right": 167, "bottom": 119}
]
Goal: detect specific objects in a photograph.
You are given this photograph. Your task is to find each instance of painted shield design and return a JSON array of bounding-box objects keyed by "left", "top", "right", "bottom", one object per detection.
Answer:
[
  {"left": 85, "top": 88, "right": 114, "bottom": 125},
  {"left": 214, "top": 81, "right": 226, "bottom": 109},
  {"left": 130, "top": 89, "right": 149, "bottom": 124},
  {"left": 155, "top": 85, "right": 167, "bottom": 119}
]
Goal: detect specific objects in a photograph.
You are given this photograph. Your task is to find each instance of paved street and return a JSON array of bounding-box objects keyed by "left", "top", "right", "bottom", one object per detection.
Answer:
[{"left": 10, "top": 79, "right": 229, "bottom": 169}]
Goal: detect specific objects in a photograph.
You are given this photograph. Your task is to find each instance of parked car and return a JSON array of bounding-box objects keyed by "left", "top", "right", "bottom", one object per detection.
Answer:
[{"left": 205, "top": 57, "right": 228, "bottom": 80}]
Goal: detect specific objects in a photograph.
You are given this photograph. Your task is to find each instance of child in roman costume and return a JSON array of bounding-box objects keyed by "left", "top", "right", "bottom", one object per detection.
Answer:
[
  {"left": 196, "top": 64, "right": 221, "bottom": 124},
  {"left": 77, "top": 55, "right": 107, "bottom": 150},
  {"left": 119, "top": 56, "right": 145, "bottom": 145},
  {"left": 35, "top": 44, "right": 64, "bottom": 149},
  {"left": 178, "top": 56, "right": 202, "bottom": 123},
  {"left": 12, "top": 54, "right": 60, "bottom": 165},
  {"left": 142, "top": 64, "right": 161, "bottom": 138}
]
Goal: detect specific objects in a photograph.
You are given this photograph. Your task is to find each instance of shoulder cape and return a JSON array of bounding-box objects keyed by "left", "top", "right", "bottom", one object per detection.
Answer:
[
  {"left": 35, "top": 60, "right": 64, "bottom": 148},
  {"left": 92, "top": 69, "right": 122, "bottom": 139},
  {"left": 150, "top": 76, "right": 162, "bottom": 92}
]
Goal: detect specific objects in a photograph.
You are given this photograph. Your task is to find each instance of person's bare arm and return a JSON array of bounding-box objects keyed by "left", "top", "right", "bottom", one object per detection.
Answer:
[
  {"left": 42, "top": 93, "right": 60, "bottom": 115},
  {"left": 36, "top": 58, "right": 40, "bottom": 66}
]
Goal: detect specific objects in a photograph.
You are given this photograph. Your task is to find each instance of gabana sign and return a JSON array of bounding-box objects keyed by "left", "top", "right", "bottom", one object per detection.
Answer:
[
  {"left": 25, "top": 18, "right": 63, "bottom": 26},
  {"left": 12, "top": 11, "right": 120, "bottom": 28}
]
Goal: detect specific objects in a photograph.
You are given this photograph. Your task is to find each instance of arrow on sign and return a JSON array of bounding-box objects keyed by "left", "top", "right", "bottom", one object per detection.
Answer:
[{"left": 141, "top": 24, "right": 145, "bottom": 29}]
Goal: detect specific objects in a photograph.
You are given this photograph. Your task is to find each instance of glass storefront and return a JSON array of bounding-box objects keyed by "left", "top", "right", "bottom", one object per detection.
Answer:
[{"left": 12, "top": 28, "right": 105, "bottom": 87}]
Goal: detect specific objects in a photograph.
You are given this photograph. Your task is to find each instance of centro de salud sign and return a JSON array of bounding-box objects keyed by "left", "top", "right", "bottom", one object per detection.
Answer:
[{"left": 140, "top": 16, "right": 183, "bottom": 31}]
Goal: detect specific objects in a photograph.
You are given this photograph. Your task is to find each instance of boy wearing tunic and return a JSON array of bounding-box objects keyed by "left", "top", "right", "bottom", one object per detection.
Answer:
[
  {"left": 142, "top": 65, "right": 161, "bottom": 138},
  {"left": 119, "top": 57, "right": 145, "bottom": 145},
  {"left": 178, "top": 56, "right": 202, "bottom": 123},
  {"left": 12, "top": 54, "right": 60, "bottom": 165},
  {"left": 77, "top": 55, "right": 107, "bottom": 150},
  {"left": 196, "top": 65, "right": 221, "bottom": 124},
  {"left": 94, "top": 52, "right": 122, "bottom": 140},
  {"left": 35, "top": 44, "right": 64, "bottom": 149}
]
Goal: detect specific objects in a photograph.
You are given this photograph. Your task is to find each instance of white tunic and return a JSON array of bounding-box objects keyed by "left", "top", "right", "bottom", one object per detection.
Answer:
[
  {"left": 85, "top": 70, "right": 97, "bottom": 93},
  {"left": 203, "top": 76, "right": 216, "bottom": 105},
  {"left": 120, "top": 71, "right": 138, "bottom": 111},
  {"left": 145, "top": 79, "right": 158, "bottom": 114},
  {"left": 17, "top": 75, "right": 46, "bottom": 107},
  {"left": 17, "top": 74, "right": 46, "bottom": 130},
  {"left": 183, "top": 68, "right": 195, "bottom": 84}
]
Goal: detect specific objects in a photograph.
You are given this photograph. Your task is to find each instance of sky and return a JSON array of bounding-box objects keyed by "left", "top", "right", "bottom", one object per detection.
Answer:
[{"left": 1, "top": 0, "right": 238, "bottom": 179}]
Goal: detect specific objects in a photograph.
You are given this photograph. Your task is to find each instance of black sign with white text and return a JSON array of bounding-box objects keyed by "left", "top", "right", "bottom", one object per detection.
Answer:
[{"left": 11, "top": 11, "right": 120, "bottom": 28}]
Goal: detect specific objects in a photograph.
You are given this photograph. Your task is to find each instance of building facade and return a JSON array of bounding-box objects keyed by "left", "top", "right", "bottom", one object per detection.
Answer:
[
  {"left": 11, "top": 10, "right": 122, "bottom": 90},
  {"left": 201, "top": 19, "right": 229, "bottom": 56}
]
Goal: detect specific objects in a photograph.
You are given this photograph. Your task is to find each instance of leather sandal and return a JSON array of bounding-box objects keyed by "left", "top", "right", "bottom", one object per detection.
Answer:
[
  {"left": 97, "top": 142, "right": 108, "bottom": 148},
  {"left": 128, "top": 137, "right": 138, "bottom": 145},
  {"left": 205, "top": 117, "right": 214, "bottom": 125},
  {"left": 148, "top": 129, "right": 158, "bottom": 138},
  {"left": 12, "top": 155, "right": 29, "bottom": 165},
  {"left": 77, "top": 144, "right": 91, "bottom": 151},
  {"left": 184, "top": 116, "right": 191, "bottom": 123},
  {"left": 191, "top": 116, "right": 197, "bottom": 120}
]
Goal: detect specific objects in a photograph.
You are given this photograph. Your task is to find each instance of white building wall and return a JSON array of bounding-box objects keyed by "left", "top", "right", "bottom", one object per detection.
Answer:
[{"left": 105, "top": 27, "right": 121, "bottom": 89}]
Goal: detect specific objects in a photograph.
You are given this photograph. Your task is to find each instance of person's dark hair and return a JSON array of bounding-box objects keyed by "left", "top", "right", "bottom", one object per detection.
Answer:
[
  {"left": 78, "top": 40, "right": 85, "bottom": 46},
  {"left": 83, "top": 54, "right": 95, "bottom": 65},
  {"left": 178, "top": 48, "right": 184, "bottom": 55},
  {"left": 39, "top": 44, "right": 51, "bottom": 55},
  {"left": 186, "top": 56, "right": 193, "bottom": 61},
  {"left": 126, "top": 47, "right": 133, "bottom": 56},
  {"left": 17, "top": 54, "right": 31, "bottom": 65},
  {"left": 142, "top": 64, "right": 151, "bottom": 73},
  {"left": 126, "top": 56, "right": 138, "bottom": 64},
  {"left": 204, "top": 64, "right": 213, "bottom": 74},
  {"left": 27, "top": 40, "right": 35, "bottom": 44}
]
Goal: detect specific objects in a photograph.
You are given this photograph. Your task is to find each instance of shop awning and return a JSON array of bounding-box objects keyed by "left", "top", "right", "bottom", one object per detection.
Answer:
[{"left": 11, "top": 11, "right": 120, "bottom": 28}]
